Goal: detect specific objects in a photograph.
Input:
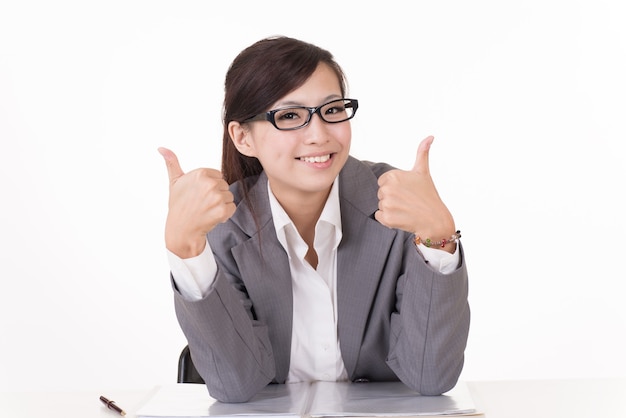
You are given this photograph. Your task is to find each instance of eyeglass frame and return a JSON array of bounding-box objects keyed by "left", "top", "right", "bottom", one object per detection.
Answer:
[{"left": 243, "top": 98, "right": 359, "bottom": 131}]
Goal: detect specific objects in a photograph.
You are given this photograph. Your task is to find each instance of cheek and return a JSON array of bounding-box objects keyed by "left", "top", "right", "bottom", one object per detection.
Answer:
[
  {"left": 245, "top": 128, "right": 279, "bottom": 159},
  {"left": 254, "top": 139, "right": 294, "bottom": 164},
  {"left": 337, "top": 124, "right": 352, "bottom": 148}
]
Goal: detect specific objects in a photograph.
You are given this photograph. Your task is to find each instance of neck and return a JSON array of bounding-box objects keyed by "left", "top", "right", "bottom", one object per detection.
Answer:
[{"left": 272, "top": 186, "right": 331, "bottom": 247}]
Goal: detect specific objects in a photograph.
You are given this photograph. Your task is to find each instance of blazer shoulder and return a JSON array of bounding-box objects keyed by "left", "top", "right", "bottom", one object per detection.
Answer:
[
  {"left": 343, "top": 156, "right": 396, "bottom": 177},
  {"left": 358, "top": 159, "right": 397, "bottom": 179},
  {"left": 228, "top": 173, "right": 264, "bottom": 204}
]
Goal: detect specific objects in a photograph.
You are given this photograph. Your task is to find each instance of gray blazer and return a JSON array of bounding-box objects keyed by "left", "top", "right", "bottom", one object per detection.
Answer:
[{"left": 173, "top": 156, "right": 470, "bottom": 402}]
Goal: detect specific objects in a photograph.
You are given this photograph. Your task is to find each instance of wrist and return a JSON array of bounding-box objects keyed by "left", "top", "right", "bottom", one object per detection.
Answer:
[
  {"left": 414, "top": 230, "right": 461, "bottom": 253},
  {"left": 165, "top": 232, "right": 207, "bottom": 259}
]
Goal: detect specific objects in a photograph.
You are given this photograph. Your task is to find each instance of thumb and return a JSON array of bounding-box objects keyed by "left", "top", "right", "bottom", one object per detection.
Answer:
[
  {"left": 411, "top": 135, "right": 434, "bottom": 175},
  {"left": 158, "top": 147, "right": 185, "bottom": 184}
]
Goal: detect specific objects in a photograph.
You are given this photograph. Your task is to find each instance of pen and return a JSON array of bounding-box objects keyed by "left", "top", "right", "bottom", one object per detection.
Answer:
[{"left": 100, "top": 395, "right": 127, "bottom": 416}]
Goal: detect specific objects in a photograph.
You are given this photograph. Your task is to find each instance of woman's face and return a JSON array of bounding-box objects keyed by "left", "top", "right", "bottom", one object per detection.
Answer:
[{"left": 230, "top": 63, "right": 352, "bottom": 205}]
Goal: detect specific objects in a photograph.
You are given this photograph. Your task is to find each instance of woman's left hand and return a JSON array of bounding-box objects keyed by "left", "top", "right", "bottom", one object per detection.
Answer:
[{"left": 375, "top": 136, "right": 457, "bottom": 253}]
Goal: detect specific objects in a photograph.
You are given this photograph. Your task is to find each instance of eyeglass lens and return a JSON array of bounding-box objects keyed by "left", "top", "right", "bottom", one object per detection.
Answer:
[{"left": 273, "top": 99, "right": 356, "bottom": 130}]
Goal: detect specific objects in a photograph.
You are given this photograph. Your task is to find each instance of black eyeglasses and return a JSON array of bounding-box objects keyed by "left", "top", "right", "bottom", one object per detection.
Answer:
[{"left": 244, "top": 98, "right": 358, "bottom": 131}]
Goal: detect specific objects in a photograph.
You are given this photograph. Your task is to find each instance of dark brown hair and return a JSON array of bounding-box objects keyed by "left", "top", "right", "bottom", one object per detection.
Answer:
[{"left": 221, "top": 36, "right": 347, "bottom": 187}]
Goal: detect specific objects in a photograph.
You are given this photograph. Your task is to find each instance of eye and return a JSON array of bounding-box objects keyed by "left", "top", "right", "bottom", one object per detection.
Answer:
[
  {"left": 324, "top": 103, "right": 346, "bottom": 115},
  {"left": 276, "top": 111, "right": 300, "bottom": 121},
  {"left": 275, "top": 108, "right": 306, "bottom": 121}
]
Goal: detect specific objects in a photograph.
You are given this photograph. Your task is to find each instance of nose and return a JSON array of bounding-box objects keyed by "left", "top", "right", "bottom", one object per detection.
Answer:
[{"left": 302, "top": 113, "right": 330, "bottom": 144}]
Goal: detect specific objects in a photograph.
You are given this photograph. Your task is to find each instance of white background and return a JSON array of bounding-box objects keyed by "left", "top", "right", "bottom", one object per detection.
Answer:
[{"left": 1, "top": 0, "right": 625, "bottom": 392}]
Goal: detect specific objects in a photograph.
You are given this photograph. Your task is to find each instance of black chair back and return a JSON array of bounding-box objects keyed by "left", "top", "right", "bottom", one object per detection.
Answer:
[{"left": 177, "top": 345, "right": 205, "bottom": 384}]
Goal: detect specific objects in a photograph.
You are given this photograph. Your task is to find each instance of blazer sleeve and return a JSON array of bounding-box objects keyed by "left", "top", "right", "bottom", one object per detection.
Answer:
[
  {"left": 172, "top": 258, "right": 276, "bottom": 403},
  {"left": 385, "top": 236, "right": 470, "bottom": 395}
]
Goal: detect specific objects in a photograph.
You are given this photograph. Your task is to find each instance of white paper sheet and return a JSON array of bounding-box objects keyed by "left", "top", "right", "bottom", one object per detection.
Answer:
[
  {"left": 136, "top": 383, "right": 309, "bottom": 418},
  {"left": 307, "top": 381, "right": 477, "bottom": 417},
  {"left": 136, "top": 381, "right": 478, "bottom": 418}
]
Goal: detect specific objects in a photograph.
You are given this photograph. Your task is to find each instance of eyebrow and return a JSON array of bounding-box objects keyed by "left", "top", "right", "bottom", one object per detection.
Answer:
[{"left": 274, "top": 94, "right": 342, "bottom": 108}]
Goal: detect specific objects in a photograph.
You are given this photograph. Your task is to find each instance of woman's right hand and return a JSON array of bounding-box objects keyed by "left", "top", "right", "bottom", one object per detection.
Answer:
[{"left": 158, "top": 147, "right": 236, "bottom": 259}]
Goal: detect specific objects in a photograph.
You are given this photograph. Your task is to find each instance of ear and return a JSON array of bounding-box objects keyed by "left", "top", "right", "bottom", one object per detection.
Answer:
[{"left": 228, "top": 121, "right": 256, "bottom": 158}]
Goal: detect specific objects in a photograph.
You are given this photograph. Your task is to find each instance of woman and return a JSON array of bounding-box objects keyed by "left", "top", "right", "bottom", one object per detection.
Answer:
[{"left": 159, "top": 36, "right": 470, "bottom": 403}]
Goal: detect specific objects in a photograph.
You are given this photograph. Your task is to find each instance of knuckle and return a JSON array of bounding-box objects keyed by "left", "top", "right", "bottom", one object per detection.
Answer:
[
  {"left": 385, "top": 170, "right": 400, "bottom": 181},
  {"left": 216, "top": 201, "right": 236, "bottom": 221}
]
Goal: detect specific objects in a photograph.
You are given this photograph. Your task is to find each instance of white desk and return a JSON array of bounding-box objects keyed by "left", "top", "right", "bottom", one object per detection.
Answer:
[
  {"left": 0, "top": 387, "right": 157, "bottom": 418},
  {"left": 1, "top": 379, "right": 624, "bottom": 417},
  {"left": 467, "top": 378, "right": 626, "bottom": 417}
]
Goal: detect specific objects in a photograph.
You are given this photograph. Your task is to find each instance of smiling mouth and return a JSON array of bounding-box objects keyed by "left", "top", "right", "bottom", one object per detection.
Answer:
[{"left": 299, "top": 154, "right": 331, "bottom": 163}]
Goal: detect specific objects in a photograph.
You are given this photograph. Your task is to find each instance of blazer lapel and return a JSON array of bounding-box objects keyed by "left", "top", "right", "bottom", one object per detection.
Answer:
[
  {"left": 228, "top": 173, "right": 294, "bottom": 383},
  {"left": 336, "top": 158, "right": 397, "bottom": 378}
]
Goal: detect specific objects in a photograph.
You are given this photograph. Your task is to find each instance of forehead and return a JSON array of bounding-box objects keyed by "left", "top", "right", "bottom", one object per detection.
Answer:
[{"left": 272, "top": 64, "right": 343, "bottom": 108}]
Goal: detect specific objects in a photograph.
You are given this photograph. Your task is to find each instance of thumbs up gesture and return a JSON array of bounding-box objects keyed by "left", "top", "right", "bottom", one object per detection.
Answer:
[
  {"left": 374, "top": 136, "right": 457, "bottom": 253},
  {"left": 159, "top": 147, "right": 236, "bottom": 259}
]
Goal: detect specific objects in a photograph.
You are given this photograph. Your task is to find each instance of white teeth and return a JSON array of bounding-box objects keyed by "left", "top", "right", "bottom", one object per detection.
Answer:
[{"left": 301, "top": 154, "right": 330, "bottom": 163}]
